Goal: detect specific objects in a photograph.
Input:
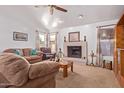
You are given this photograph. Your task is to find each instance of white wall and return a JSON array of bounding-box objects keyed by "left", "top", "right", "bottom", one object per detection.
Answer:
[
  {"left": 0, "top": 16, "right": 36, "bottom": 52},
  {"left": 0, "top": 6, "right": 46, "bottom": 52},
  {"left": 57, "top": 19, "right": 118, "bottom": 55},
  {"left": 0, "top": 6, "right": 119, "bottom": 55}
]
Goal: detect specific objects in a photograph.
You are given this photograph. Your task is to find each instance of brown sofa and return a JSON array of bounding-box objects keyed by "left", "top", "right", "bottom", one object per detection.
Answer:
[
  {"left": 3, "top": 48, "right": 43, "bottom": 63},
  {"left": 0, "top": 53, "right": 59, "bottom": 88}
]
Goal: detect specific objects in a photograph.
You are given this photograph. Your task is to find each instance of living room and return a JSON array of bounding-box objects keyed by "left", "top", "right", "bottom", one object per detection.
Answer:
[{"left": 0, "top": 2, "right": 124, "bottom": 90}]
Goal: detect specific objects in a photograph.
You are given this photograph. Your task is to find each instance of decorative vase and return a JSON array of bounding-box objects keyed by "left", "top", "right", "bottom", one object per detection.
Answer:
[
  {"left": 64, "top": 36, "right": 66, "bottom": 42},
  {"left": 84, "top": 36, "right": 86, "bottom": 41}
]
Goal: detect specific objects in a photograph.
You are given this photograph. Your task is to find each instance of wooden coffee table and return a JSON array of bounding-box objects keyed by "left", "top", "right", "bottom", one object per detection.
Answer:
[{"left": 59, "top": 61, "right": 73, "bottom": 78}]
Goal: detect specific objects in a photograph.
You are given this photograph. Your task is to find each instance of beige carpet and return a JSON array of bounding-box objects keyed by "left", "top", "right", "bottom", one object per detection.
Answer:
[{"left": 56, "top": 62, "right": 120, "bottom": 88}]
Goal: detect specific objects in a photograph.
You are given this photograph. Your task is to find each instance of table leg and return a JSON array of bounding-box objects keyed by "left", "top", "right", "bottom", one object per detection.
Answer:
[
  {"left": 63, "top": 65, "right": 68, "bottom": 78},
  {"left": 71, "top": 63, "right": 73, "bottom": 72}
]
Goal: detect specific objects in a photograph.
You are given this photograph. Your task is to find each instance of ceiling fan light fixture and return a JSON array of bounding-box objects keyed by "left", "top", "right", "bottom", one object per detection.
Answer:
[
  {"left": 58, "top": 20, "right": 64, "bottom": 23},
  {"left": 102, "top": 32, "right": 107, "bottom": 37},
  {"left": 78, "top": 15, "right": 84, "bottom": 19},
  {"left": 52, "top": 22, "right": 58, "bottom": 28},
  {"left": 69, "top": 27, "right": 73, "bottom": 30},
  {"left": 55, "top": 18, "right": 64, "bottom": 24},
  {"left": 42, "top": 15, "right": 49, "bottom": 26},
  {"left": 49, "top": 6, "right": 54, "bottom": 15}
]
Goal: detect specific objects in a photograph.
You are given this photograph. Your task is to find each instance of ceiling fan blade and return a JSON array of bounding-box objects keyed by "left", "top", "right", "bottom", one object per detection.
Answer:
[
  {"left": 53, "top": 5, "right": 67, "bottom": 12},
  {"left": 49, "top": 6, "right": 54, "bottom": 15}
]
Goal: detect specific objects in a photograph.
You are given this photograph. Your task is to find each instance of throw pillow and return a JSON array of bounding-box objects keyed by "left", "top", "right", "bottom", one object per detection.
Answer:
[
  {"left": 30, "top": 49, "right": 37, "bottom": 55},
  {"left": 16, "top": 49, "right": 23, "bottom": 56},
  {"left": 15, "top": 50, "right": 20, "bottom": 55}
]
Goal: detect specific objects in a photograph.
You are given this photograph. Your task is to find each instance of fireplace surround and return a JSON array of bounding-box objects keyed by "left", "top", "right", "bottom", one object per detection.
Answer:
[{"left": 64, "top": 41, "right": 88, "bottom": 61}]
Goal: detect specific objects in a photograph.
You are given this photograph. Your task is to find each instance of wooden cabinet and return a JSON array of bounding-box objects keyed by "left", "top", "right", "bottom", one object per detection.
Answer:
[
  {"left": 116, "top": 26, "right": 124, "bottom": 48},
  {"left": 114, "top": 14, "right": 124, "bottom": 87},
  {"left": 120, "top": 50, "right": 124, "bottom": 77}
]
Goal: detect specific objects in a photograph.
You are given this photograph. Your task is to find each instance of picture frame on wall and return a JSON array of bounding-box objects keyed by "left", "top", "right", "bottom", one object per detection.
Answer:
[
  {"left": 69, "top": 32, "right": 80, "bottom": 42},
  {"left": 13, "top": 32, "right": 28, "bottom": 41}
]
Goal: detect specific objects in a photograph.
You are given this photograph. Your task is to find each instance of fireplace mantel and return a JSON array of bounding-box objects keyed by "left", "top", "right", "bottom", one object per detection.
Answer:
[
  {"left": 64, "top": 41, "right": 86, "bottom": 46},
  {"left": 64, "top": 41, "right": 88, "bottom": 60}
]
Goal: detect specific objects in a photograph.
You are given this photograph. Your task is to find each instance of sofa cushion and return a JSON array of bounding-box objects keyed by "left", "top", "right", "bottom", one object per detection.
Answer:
[
  {"left": 3, "top": 49, "right": 16, "bottom": 53},
  {"left": 0, "top": 53, "right": 30, "bottom": 86},
  {"left": 24, "top": 56, "right": 41, "bottom": 61},
  {"left": 3, "top": 49, "right": 23, "bottom": 56},
  {"left": 23, "top": 48, "right": 31, "bottom": 56},
  {"left": 29, "top": 61, "right": 59, "bottom": 79},
  {"left": 30, "top": 56, "right": 41, "bottom": 60},
  {"left": 0, "top": 72, "right": 10, "bottom": 88},
  {"left": 24, "top": 56, "right": 32, "bottom": 61}
]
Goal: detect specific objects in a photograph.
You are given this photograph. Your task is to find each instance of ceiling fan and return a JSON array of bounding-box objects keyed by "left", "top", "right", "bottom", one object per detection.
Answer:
[{"left": 34, "top": 5, "right": 68, "bottom": 15}]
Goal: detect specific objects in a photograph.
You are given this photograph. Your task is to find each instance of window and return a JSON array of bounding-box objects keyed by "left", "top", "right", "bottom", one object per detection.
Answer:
[
  {"left": 50, "top": 33, "right": 57, "bottom": 53},
  {"left": 39, "top": 33, "right": 46, "bottom": 47},
  {"left": 39, "top": 32, "right": 57, "bottom": 53}
]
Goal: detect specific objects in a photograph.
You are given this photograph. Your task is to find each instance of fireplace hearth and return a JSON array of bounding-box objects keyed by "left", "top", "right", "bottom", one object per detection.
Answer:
[{"left": 67, "top": 46, "right": 82, "bottom": 58}]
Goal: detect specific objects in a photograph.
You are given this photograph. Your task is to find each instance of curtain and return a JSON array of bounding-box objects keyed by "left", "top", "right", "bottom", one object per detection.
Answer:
[
  {"left": 96, "top": 28, "right": 102, "bottom": 66},
  {"left": 56, "top": 32, "right": 58, "bottom": 52},
  {"left": 49, "top": 32, "right": 57, "bottom": 53},
  {"left": 46, "top": 32, "right": 49, "bottom": 47},
  {"left": 35, "top": 30, "right": 40, "bottom": 51}
]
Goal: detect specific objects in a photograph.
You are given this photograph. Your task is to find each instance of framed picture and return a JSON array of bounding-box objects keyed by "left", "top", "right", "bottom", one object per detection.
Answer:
[
  {"left": 13, "top": 32, "right": 28, "bottom": 41},
  {"left": 69, "top": 32, "right": 80, "bottom": 42}
]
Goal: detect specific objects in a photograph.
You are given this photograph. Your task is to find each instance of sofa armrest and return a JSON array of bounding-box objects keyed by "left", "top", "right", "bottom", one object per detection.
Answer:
[
  {"left": 29, "top": 61, "right": 59, "bottom": 79},
  {"left": 37, "top": 51, "right": 43, "bottom": 56}
]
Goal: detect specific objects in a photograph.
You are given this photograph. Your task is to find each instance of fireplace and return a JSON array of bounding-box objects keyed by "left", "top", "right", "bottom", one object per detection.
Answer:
[{"left": 67, "top": 46, "right": 82, "bottom": 58}]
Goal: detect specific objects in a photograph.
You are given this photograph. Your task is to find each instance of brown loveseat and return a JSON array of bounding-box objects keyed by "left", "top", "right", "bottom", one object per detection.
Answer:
[
  {"left": 0, "top": 53, "right": 59, "bottom": 88},
  {"left": 3, "top": 48, "right": 43, "bottom": 63},
  {"left": 40, "top": 47, "right": 56, "bottom": 60}
]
